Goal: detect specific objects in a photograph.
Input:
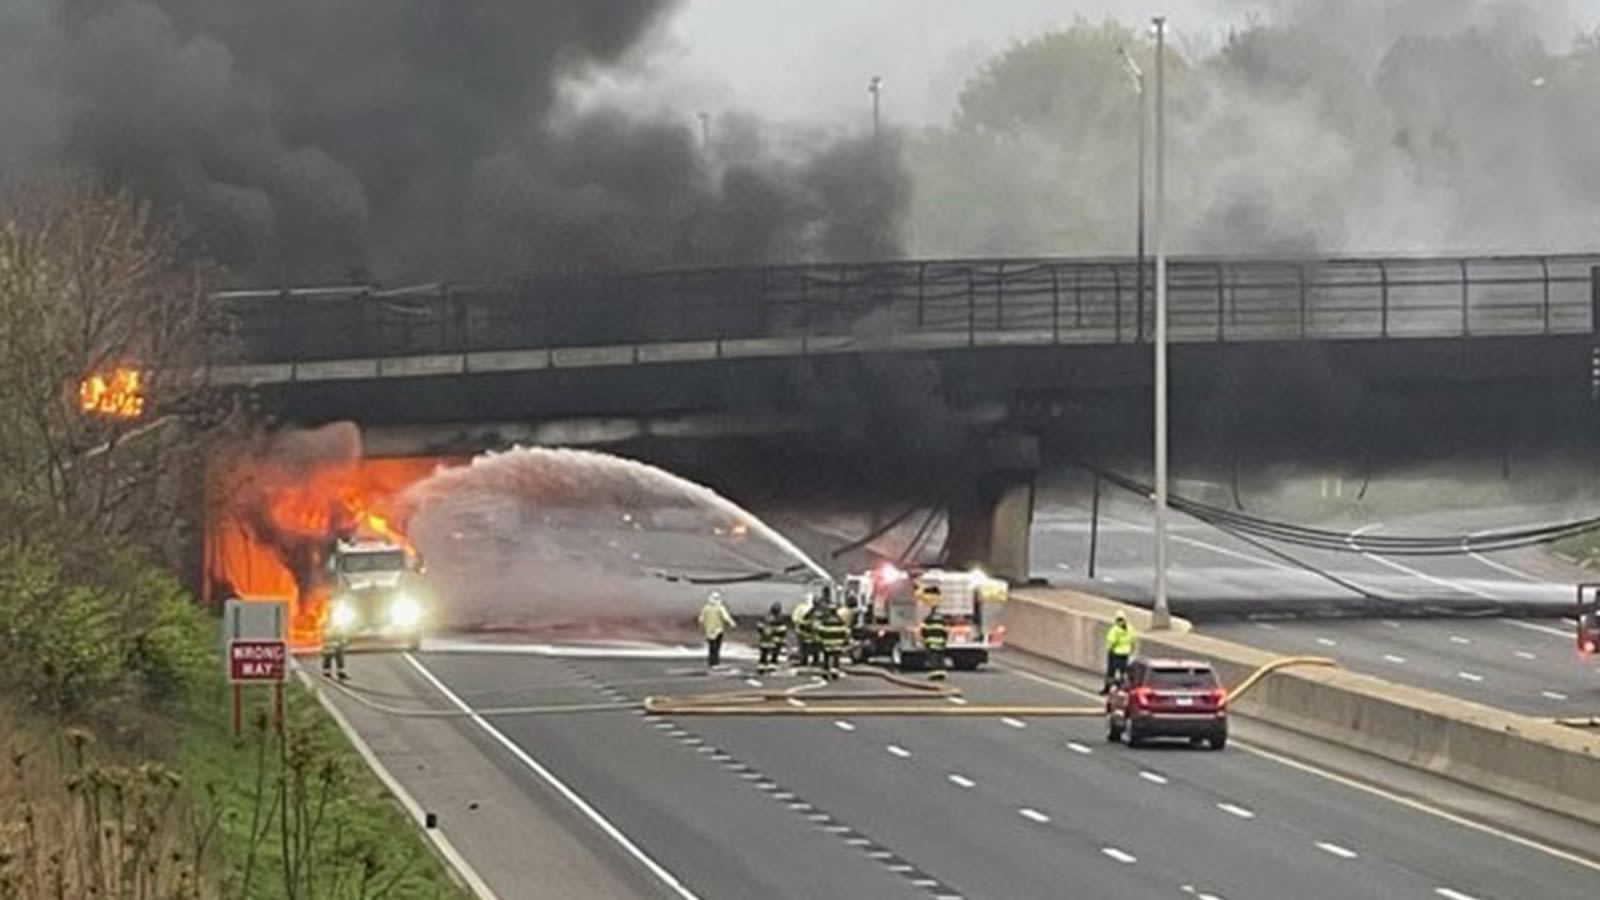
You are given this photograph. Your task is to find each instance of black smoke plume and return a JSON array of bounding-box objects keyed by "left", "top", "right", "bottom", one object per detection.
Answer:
[{"left": 0, "top": 1, "right": 909, "bottom": 283}]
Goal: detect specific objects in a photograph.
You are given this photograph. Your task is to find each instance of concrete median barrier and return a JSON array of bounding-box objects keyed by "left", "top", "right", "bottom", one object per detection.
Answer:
[{"left": 1008, "top": 589, "right": 1600, "bottom": 826}]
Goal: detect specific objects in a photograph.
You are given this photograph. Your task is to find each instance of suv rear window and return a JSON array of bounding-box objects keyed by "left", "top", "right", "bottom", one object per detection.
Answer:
[{"left": 1147, "top": 666, "right": 1218, "bottom": 689}]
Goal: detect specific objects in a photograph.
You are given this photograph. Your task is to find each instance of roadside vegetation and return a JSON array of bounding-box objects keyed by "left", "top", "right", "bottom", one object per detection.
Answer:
[{"left": 0, "top": 180, "right": 465, "bottom": 899}]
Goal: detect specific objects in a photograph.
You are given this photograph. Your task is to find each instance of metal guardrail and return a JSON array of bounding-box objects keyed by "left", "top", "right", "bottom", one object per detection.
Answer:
[{"left": 214, "top": 254, "right": 1600, "bottom": 366}]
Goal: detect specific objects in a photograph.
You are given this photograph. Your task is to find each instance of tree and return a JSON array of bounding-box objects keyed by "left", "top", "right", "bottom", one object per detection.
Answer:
[{"left": 0, "top": 180, "right": 236, "bottom": 554}]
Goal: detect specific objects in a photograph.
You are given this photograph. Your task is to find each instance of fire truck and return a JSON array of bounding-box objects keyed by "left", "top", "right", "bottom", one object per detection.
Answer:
[
  {"left": 324, "top": 538, "right": 428, "bottom": 651},
  {"left": 846, "top": 564, "right": 1008, "bottom": 671}
]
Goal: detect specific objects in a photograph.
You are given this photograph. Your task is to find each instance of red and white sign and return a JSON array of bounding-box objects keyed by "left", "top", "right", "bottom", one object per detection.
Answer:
[{"left": 229, "top": 640, "right": 287, "bottom": 683}]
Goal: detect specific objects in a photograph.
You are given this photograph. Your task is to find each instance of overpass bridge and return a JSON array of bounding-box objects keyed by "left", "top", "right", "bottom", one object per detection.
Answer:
[{"left": 211, "top": 253, "right": 1600, "bottom": 579}]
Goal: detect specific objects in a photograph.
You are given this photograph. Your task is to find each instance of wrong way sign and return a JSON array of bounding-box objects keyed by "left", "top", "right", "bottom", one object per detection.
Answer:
[{"left": 229, "top": 640, "right": 287, "bottom": 683}]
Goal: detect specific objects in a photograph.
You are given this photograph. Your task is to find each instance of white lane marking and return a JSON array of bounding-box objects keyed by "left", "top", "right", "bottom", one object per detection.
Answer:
[
  {"left": 1100, "top": 847, "right": 1138, "bottom": 864},
  {"left": 1000, "top": 660, "right": 1600, "bottom": 875},
  {"left": 787, "top": 697, "right": 806, "bottom": 708},
  {"left": 1449, "top": 635, "right": 1471, "bottom": 645},
  {"left": 911, "top": 879, "right": 939, "bottom": 888},
  {"left": 834, "top": 720, "right": 856, "bottom": 732},
  {"left": 1542, "top": 691, "right": 1569, "bottom": 701},
  {"left": 1315, "top": 841, "right": 1359, "bottom": 859},
  {"left": 1106, "top": 516, "right": 1322, "bottom": 580},
  {"left": 947, "top": 696, "right": 969, "bottom": 705},
  {"left": 1381, "top": 620, "right": 1402, "bottom": 629},
  {"left": 868, "top": 850, "right": 893, "bottom": 859},
  {"left": 1180, "top": 889, "right": 1226, "bottom": 900},
  {"left": 1504, "top": 620, "right": 1573, "bottom": 640},
  {"left": 404, "top": 654, "right": 703, "bottom": 900},
  {"left": 1139, "top": 771, "right": 1169, "bottom": 785},
  {"left": 1255, "top": 622, "right": 1279, "bottom": 631},
  {"left": 745, "top": 678, "right": 763, "bottom": 688},
  {"left": 887, "top": 863, "right": 914, "bottom": 872},
  {"left": 886, "top": 744, "right": 911, "bottom": 759},
  {"left": 1435, "top": 888, "right": 1482, "bottom": 900},
  {"left": 1066, "top": 741, "right": 1093, "bottom": 755},
  {"left": 806, "top": 813, "right": 831, "bottom": 822},
  {"left": 1457, "top": 671, "right": 1485, "bottom": 683},
  {"left": 1348, "top": 524, "right": 1495, "bottom": 599},
  {"left": 1382, "top": 654, "right": 1408, "bottom": 664},
  {"left": 1001, "top": 717, "right": 1028, "bottom": 729},
  {"left": 653, "top": 721, "right": 674, "bottom": 729},
  {"left": 1019, "top": 808, "right": 1051, "bottom": 824},
  {"left": 1316, "top": 638, "right": 1338, "bottom": 647},
  {"left": 846, "top": 837, "right": 871, "bottom": 846},
  {"left": 1217, "top": 803, "right": 1256, "bottom": 819},
  {"left": 1515, "top": 650, "right": 1537, "bottom": 660},
  {"left": 948, "top": 774, "right": 976, "bottom": 789},
  {"left": 1056, "top": 563, "right": 1073, "bottom": 571},
  {"left": 1464, "top": 532, "right": 1550, "bottom": 584}
]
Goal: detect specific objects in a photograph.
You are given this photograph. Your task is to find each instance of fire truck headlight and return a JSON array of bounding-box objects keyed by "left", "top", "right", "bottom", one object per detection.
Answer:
[
  {"left": 330, "top": 601, "right": 357, "bottom": 630},
  {"left": 389, "top": 595, "right": 423, "bottom": 629}
]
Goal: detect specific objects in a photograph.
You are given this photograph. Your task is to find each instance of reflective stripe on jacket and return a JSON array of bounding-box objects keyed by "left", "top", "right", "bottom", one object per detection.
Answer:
[{"left": 921, "top": 618, "right": 949, "bottom": 650}]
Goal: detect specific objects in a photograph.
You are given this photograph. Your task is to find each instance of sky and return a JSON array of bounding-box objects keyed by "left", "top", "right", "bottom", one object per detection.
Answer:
[{"left": 596, "top": 0, "right": 1247, "bottom": 128}]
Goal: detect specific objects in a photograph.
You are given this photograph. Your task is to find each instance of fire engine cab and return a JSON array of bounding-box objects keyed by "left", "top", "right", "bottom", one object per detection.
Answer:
[{"left": 847, "top": 564, "right": 1008, "bottom": 671}]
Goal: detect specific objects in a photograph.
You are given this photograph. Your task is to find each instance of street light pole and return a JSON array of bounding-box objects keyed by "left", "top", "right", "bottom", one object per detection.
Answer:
[
  {"left": 868, "top": 76, "right": 883, "bottom": 142},
  {"left": 1118, "top": 47, "right": 1147, "bottom": 342},
  {"left": 1151, "top": 15, "right": 1172, "bottom": 630}
]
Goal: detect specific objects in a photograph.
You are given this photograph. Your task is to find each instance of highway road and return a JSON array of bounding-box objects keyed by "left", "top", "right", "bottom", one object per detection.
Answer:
[{"left": 322, "top": 645, "right": 1600, "bottom": 900}]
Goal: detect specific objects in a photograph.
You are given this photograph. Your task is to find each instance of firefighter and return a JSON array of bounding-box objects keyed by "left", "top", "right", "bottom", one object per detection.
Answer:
[
  {"left": 921, "top": 606, "right": 950, "bottom": 681},
  {"left": 791, "top": 592, "right": 815, "bottom": 664},
  {"left": 843, "top": 594, "right": 866, "bottom": 661},
  {"left": 1103, "top": 612, "right": 1137, "bottom": 693},
  {"left": 699, "top": 591, "right": 737, "bottom": 670},
  {"left": 757, "top": 602, "right": 788, "bottom": 674},
  {"left": 321, "top": 627, "right": 349, "bottom": 682},
  {"left": 816, "top": 604, "right": 850, "bottom": 680}
]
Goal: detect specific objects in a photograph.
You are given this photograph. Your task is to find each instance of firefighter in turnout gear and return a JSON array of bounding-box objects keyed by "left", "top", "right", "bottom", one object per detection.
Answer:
[
  {"left": 757, "top": 602, "right": 788, "bottom": 674},
  {"left": 799, "top": 597, "right": 824, "bottom": 667},
  {"left": 321, "top": 630, "right": 349, "bottom": 681},
  {"left": 791, "top": 592, "right": 815, "bottom": 665},
  {"left": 921, "top": 607, "right": 950, "bottom": 681},
  {"left": 816, "top": 605, "right": 850, "bottom": 680}
]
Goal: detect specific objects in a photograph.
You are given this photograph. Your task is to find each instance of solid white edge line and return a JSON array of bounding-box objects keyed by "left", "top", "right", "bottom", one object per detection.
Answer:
[
  {"left": 297, "top": 665, "right": 501, "bottom": 900},
  {"left": 1348, "top": 524, "right": 1496, "bottom": 600},
  {"left": 1000, "top": 662, "right": 1600, "bottom": 874},
  {"left": 403, "top": 653, "right": 703, "bottom": 900},
  {"left": 1503, "top": 619, "right": 1573, "bottom": 640}
]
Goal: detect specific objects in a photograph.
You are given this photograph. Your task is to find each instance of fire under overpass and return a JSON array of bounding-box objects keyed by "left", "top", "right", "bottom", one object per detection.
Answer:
[{"left": 209, "top": 253, "right": 1600, "bottom": 580}]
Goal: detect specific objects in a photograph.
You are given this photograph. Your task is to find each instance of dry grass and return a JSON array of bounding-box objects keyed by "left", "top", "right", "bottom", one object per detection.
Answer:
[{"left": 0, "top": 702, "right": 214, "bottom": 900}]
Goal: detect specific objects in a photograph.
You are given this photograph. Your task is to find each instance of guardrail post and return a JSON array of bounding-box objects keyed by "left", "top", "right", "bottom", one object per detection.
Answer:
[
  {"left": 1298, "top": 265, "right": 1308, "bottom": 338},
  {"left": 1111, "top": 265, "right": 1123, "bottom": 342},
  {"left": 1460, "top": 258, "right": 1471, "bottom": 337},
  {"left": 1051, "top": 266, "right": 1061, "bottom": 343},
  {"left": 1216, "top": 262, "right": 1226, "bottom": 342},
  {"left": 1379, "top": 261, "right": 1389, "bottom": 338},
  {"left": 1540, "top": 256, "right": 1551, "bottom": 334},
  {"left": 967, "top": 267, "right": 976, "bottom": 347}
]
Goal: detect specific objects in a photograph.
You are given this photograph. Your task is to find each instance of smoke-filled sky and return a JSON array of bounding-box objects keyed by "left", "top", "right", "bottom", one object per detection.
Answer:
[{"left": 2, "top": 1, "right": 1597, "bottom": 282}]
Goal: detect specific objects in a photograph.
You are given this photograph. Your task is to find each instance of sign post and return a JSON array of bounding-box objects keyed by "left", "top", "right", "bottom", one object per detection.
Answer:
[{"left": 223, "top": 599, "right": 289, "bottom": 737}]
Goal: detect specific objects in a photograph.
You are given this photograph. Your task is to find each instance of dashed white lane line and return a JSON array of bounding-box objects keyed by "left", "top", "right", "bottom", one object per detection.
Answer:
[
  {"left": 1180, "top": 888, "right": 1225, "bottom": 900},
  {"left": 1001, "top": 717, "right": 1028, "bottom": 729},
  {"left": 1381, "top": 620, "right": 1402, "bottom": 629},
  {"left": 1019, "top": 808, "right": 1051, "bottom": 824},
  {"left": 1348, "top": 524, "right": 1495, "bottom": 600},
  {"left": 1066, "top": 741, "right": 1093, "bottom": 755},
  {"left": 1504, "top": 619, "right": 1573, "bottom": 640},
  {"left": 1316, "top": 841, "right": 1359, "bottom": 859},
  {"left": 1255, "top": 621, "right": 1279, "bottom": 631},
  {"left": 947, "top": 696, "right": 970, "bottom": 705},
  {"left": 1449, "top": 635, "right": 1472, "bottom": 645},
  {"left": 1383, "top": 654, "right": 1408, "bottom": 664},
  {"left": 1435, "top": 888, "right": 1481, "bottom": 900},
  {"left": 1100, "top": 847, "right": 1138, "bottom": 864},
  {"left": 745, "top": 678, "right": 763, "bottom": 688},
  {"left": 787, "top": 697, "right": 806, "bottom": 708},
  {"left": 1457, "top": 671, "right": 1485, "bottom": 683},
  {"left": 1138, "top": 771, "right": 1169, "bottom": 785},
  {"left": 886, "top": 744, "right": 912, "bottom": 759},
  {"left": 1515, "top": 650, "right": 1537, "bottom": 660},
  {"left": 834, "top": 720, "right": 856, "bottom": 732},
  {"left": 1216, "top": 803, "right": 1256, "bottom": 819},
  {"left": 1315, "top": 637, "right": 1338, "bottom": 647},
  {"left": 1542, "top": 691, "right": 1569, "bottom": 701},
  {"left": 947, "top": 774, "right": 976, "bottom": 789}
]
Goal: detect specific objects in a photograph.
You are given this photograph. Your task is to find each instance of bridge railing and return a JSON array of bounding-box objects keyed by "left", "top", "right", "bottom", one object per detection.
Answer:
[{"left": 214, "top": 254, "right": 1599, "bottom": 365}]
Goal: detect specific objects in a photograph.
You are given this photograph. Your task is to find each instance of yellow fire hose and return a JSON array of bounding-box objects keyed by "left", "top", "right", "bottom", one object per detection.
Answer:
[{"left": 642, "top": 656, "right": 1339, "bottom": 717}]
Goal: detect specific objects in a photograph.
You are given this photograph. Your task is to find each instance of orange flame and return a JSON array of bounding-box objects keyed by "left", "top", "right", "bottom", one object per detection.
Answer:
[
  {"left": 206, "top": 455, "right": 453, "bottom": 648},
  {"left": 79, "top": 367, "right": 146, "bottom": 419}
]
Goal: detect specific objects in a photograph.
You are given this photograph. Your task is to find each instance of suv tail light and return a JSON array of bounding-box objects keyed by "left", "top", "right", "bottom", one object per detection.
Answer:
[
  {"left": 1130, "top": 687, "right": 1153, "bottom": 708},
  {"left": 1206, "top": 688, "right": 1227, "bottom": 706}
]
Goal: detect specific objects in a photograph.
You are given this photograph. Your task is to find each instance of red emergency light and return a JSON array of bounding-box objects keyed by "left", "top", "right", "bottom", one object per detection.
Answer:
[{"left": 875, "top": 563, "right": 907, "bottom": 585}]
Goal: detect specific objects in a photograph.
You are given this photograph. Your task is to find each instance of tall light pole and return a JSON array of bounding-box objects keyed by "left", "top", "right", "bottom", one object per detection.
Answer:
[
  {"left": 1118, "top": 46, "right": 1147, "bottom": 342},
  {"left": 868, "top": 76, "right": 883, "bottom": 142},
  {"left": 1151, "top": 15, "right": 1172, "bottom": 630}
]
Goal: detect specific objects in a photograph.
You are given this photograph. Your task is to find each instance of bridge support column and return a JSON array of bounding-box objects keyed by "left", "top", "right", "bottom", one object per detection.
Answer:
[{"left": 943, "top": 433, "right": 1040, "bottom": 583}]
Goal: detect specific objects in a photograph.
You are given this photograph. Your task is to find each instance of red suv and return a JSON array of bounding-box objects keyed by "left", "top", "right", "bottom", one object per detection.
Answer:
[{"left": 1106, "top": 658, "right": 1227, "bottom": 749}]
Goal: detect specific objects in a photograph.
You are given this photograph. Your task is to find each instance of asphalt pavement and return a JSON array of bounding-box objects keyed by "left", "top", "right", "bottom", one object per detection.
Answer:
[{"left": 324, "top": 645, "right": 1600, "bottom": 900}]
